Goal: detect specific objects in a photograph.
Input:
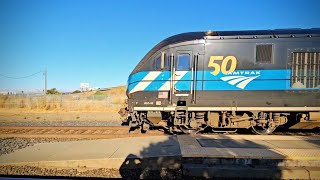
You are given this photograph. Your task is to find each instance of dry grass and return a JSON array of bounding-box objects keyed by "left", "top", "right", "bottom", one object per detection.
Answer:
[{"left": 0, "top": 86, "right": 127, "bottom": 112}]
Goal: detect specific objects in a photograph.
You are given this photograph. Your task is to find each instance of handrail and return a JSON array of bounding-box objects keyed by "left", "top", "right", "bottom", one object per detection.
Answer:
[
  {"left": 192, "top": 54, "right": 198, "bottom": 104},
  {"left": 170, "top": 53, "right": 174, "bottom": 104}
]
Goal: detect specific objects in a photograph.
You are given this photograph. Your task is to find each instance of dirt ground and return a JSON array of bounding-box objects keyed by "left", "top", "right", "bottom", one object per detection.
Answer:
[{"left": 0, "top": 110, "right": 126, "bottom": 122}]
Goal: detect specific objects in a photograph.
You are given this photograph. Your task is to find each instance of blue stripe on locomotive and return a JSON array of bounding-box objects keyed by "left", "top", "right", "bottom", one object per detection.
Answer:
[
  {"left": 203, "top": 80, "right": 289, "bottom": 90},
  {"left": 203, "top": 70, "right": 290, "bottom": 80},
  {"left": 144, "top": 71, "right": 171, "bottom": 91},
  {"left": 127, "top": 71, "right": 149, "bottom": 84},
  {"left": 127, "top": 81, "right": 139, "bottom": 92},
  {"left": 127, "top": 69, "right": 319, "bottom": 92}
]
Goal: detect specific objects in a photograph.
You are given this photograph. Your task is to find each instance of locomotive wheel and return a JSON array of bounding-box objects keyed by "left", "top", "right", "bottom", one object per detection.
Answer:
[
  {"left": 166, "top": 115, "right": 174, "bottom": 134},
  {"left": 251, "top": 123, "right": 277, "bottom": 135},
  {"left": 141, "top": 121, "right": 150, "bottom": 133},
  {"left": 127, "top": 116, "right": 132, "bottom": 127},
  {"left": 169, "top": 126, "right": 173, "bottom": 134}
]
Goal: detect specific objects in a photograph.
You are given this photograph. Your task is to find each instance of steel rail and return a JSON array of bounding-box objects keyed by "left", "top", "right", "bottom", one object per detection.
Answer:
[{"left": 0, "top": 126, "right": 164, "bottom": 139}]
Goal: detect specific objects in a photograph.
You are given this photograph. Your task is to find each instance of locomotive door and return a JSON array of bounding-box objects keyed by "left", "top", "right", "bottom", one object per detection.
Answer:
[
  {"left": 173, "top": 51, "right": 192, "bottom": 96},
  {"left": 170, "top": 49, "right": 199, "bottom": 104}
]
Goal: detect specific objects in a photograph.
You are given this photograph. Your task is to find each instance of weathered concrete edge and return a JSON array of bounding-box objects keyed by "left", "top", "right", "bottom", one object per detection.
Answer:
[
  {"left": 0, "top": 156, "right": 182, "bottom": 170},
  {"left": 1, "top": 156, "right": 320, "bottom": 169},
  {"left": 182, "top": 157, "right": 320, "bottom": 167},
  {"left": 0, "top": 158, "right": 127, "bottom": 169},
  {"left": 183, "top": 164, "right": 320, "bottom": 180},
  {"left": 182, "top": 154, "right": 320, "bottom": 160},
  {"left": 1, "top": 163, "right": 320, "bottom": 179}
]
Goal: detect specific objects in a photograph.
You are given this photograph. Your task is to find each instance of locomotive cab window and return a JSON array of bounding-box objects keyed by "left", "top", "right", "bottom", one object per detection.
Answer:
[
  {"left": 177, "top": 53, "right": 190, "bottom": 70},
  {"left": 256, "top": 44, "right": 273, "bottom": 64}
]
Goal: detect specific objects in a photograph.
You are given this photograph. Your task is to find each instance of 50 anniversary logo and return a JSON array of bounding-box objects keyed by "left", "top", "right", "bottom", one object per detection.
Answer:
[{"left": 208, "top": 56, "right": 260, "bottom": 89}]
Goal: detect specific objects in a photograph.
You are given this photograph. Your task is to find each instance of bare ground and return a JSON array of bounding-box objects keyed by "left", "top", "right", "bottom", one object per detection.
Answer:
[{"left": 0, "top": 111, "right": 126, "bottom": 122}]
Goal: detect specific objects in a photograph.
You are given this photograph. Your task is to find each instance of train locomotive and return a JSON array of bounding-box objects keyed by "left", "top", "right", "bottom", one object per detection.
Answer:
[{"left": 120, "top": 28, "right": 320, "bottom": 135}]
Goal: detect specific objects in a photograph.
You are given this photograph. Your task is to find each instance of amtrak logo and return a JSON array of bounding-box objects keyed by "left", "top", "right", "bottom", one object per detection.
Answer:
[{"left": 220, "top": 75, "right": 260, "bottom": 89}]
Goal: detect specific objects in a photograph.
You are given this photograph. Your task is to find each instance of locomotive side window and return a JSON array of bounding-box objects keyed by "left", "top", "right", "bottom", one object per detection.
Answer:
[
  {"left": 256, "top": 44, "right": 273, "bottom": 64},
  {"left": 154, "top": 56, "right": 161, "bottom": 70},
  {"left": 154, "top": 53, "right": 169, "bottom": 70},
  {"left": 177, "top": 54, "right": 190, "bottom": 70},
  {"left": 164, "top": 55, "right": 170, "bottom": 68}
]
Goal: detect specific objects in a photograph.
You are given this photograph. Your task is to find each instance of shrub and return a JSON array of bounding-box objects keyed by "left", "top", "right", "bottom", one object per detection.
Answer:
[
  {"left": 72, "top": 90, "right": 81, "bottom": 94},
  {"left": 94, "top": 91, "right": 104, "bottom": 95},
  {"left": 47, "top": 88, "right": 60, "bottom": 95}
]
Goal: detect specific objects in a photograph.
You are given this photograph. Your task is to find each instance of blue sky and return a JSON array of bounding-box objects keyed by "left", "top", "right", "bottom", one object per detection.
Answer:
[{"left": 0, "top": 0, "right": 319, "bottom": 92}]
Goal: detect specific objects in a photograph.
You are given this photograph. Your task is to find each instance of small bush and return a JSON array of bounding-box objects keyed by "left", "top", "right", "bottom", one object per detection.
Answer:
[
  {"left": 72, "top": 90, "right": 81, "bottom": 94},
  {"left": 47, "top": 88, "right": 60, "bottom": 95},
  {"left": 94, "top": 91, "right": 104, "bottom": 95}
]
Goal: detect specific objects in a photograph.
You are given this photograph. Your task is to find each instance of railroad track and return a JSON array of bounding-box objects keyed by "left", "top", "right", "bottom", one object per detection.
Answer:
[
  {"left": 0, "top": 126, "right": 318, "bottom": 139},
  {"left": 0, "top": 126, "right": 164, "bottom": 139}
]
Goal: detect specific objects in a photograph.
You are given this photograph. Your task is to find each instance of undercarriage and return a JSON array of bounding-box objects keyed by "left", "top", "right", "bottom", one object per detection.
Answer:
[{"left": 119, "top": 107, "right": 320, "bottom": 135}]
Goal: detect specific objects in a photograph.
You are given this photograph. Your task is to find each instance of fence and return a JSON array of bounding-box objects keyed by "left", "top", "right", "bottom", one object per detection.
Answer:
[{"left": 0, "top": 93, "right": 126, "bottom": 112}]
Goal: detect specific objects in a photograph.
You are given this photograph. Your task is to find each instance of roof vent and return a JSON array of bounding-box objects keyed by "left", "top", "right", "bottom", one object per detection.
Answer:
[
  {"left": 256, "top": 44, "right": 273, "bottom": 64},
  {"left": 205, "top": 31, "right": 217, "bottom": 36}
]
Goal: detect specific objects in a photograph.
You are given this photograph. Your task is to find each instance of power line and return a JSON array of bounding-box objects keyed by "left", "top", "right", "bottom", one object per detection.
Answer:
[{"left": 0, "top": 71, "right": 43, "bottom": 79}]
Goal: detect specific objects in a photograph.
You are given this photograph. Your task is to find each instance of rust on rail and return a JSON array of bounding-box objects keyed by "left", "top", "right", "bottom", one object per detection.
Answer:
[
  {"left": 0, "top": 126, "right": 130, "bottom": 130},
  {"left": 0, "top": 126, "right": 164, "bottom": 139}
]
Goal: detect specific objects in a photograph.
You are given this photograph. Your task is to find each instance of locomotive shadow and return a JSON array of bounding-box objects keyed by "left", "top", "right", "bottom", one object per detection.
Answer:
[
  {"left": 127, "top": 124, "right": 187, "bottom": 135},
  {"left": 119, "top": 135, "right": 182, "bottom": 179},
  {"left": 118, "top": 134, "right": 299, "bottom": 179},
  {"left": 274, "top": 126, "right": 320, "bottom": 135}
]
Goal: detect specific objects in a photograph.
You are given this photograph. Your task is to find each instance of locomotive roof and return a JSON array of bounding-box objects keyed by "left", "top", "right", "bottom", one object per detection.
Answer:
[{"left": 132, "top": 28, "right": 320, "bottom": 73}]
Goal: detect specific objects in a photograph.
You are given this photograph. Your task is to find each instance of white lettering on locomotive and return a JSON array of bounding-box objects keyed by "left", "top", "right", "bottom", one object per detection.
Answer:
[{"left": 227, "top": 71, "right": 261, "bottom": 76}]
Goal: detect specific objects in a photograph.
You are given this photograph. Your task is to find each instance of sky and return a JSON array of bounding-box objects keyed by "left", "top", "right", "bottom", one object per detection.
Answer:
[{"left": 0, "top": 0, "right": 320, "bottom": 92}]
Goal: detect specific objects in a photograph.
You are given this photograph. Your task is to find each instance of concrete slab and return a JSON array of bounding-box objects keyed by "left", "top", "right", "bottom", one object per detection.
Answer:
[
  {"left": 178, "top": 134, "right": 320, "bottom": 160},
  {"left": 198, "top": 134, "right": 320, "bottom": 140},
  {"left": 0, "top": 136, "right": 180, "bottom": 165},
  {"left": 183, "top": 164, "right": 317, "bottom": 179},
  {"left": 265, "top": 140, "right": 320, "bottom": 149},
  {"left": 1, "top": 135, "right": 320, "bottom": 164},
  {"left": 197, "top": 139, "right": 271, "bottom": 148},
  {"left": 110, "top": 136, "right": 181, "bottom": 158}
]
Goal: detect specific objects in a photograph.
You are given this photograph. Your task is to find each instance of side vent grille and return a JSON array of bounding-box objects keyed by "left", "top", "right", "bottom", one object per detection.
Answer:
[
  {"left": 256, "top": 44, "right": 273, "bottom": 63},
  {"left": 291, "top": 52, "right": 320, "bottom": 88}
]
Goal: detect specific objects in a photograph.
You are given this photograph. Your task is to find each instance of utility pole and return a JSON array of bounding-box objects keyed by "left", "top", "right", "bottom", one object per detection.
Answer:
[{"left": 44, "top": 66, "right": 47, "bottom": 96}]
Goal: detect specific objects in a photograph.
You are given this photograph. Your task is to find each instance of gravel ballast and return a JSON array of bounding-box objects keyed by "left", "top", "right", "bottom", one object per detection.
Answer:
[
  {"left": 0, "top": 165, "right": 182, "bottom": 179},
  {"left": 0, "top": 165, "right": 122, "bottom": 178}
]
